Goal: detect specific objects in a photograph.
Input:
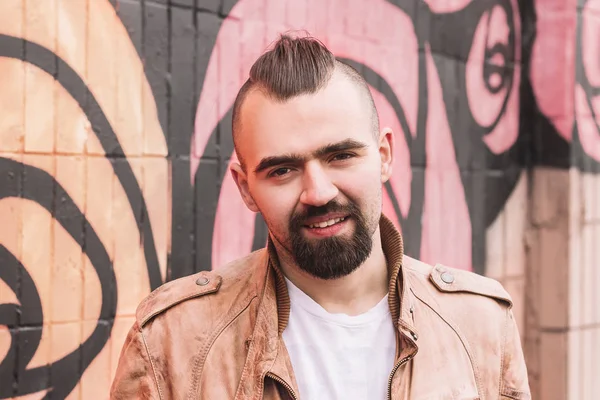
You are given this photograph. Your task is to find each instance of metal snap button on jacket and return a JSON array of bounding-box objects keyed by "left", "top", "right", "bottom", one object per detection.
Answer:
[
  {"left": 196, "top": 276, "right": 210, "bottom": 286},
  {"left": 441, "top": 271, "right": 455, "bottom": 284}
]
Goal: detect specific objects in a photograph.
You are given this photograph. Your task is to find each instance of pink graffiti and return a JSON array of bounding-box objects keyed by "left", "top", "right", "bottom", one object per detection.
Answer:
[
  {"left": 530, "top": 0, "right": 577, "bottom": 141},
  {"left": 193, "top": 0, "right": 522, "bottom": 272},
  {"left": 421, "top": 43, "right": 472, "bottom": 269},
  {"left": 531, "top": 0, "right": 600, "bottom": 163},
  {"left": 194, "top": 0, "right": 419, "bottom": 269},
  {"left": 468, "top": 4, "right": 521, "bottom": 154},
  {"left": 575, "top": 0, "right": 600, "bottom": 161}
]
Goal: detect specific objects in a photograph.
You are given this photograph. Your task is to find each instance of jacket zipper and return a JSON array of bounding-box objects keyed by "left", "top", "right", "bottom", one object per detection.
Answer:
[
  {"left": 265, "top": 372, "right": 299, "bottom": 400},
  {"left": 266, "top": 355, "right": 411, "bottom": 400},
  {"left": 386, "top": 355, "right": 413, "bottom": 400}
]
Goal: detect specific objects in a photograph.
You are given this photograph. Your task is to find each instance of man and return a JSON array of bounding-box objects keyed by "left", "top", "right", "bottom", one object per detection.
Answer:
[{"left": 111, "top": 34, "right": 530, "bottom": 399}]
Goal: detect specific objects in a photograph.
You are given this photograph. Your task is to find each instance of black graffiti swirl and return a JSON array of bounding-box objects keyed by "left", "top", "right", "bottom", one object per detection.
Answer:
[{"left": 0, "top": 34, "right": 163, "bottom": 398}]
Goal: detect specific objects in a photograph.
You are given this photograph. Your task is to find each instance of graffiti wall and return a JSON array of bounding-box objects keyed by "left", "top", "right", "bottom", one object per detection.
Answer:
[{"left": 0, "top": 0, "right": 597, "bottom": 398}]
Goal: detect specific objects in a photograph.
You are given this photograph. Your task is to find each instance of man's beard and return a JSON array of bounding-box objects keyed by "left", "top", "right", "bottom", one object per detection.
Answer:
[{"left": 288, "top": 200, "right": 374, "bottom": 280}]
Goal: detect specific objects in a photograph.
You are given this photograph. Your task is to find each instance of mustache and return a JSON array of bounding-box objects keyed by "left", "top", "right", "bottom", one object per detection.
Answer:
[{"left": 290, "top": 200, "right": 360, "bottom": 227}]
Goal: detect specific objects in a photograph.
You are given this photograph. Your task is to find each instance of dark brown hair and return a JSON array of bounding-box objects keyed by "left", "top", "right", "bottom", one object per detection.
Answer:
[{"left": 231, "top": 33, "right": 379, "bottom": 167}]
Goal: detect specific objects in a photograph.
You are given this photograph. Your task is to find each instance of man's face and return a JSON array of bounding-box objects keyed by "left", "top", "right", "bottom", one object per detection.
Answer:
[{"left": 232, "top": 71, "right": 394, "bottom": 280}]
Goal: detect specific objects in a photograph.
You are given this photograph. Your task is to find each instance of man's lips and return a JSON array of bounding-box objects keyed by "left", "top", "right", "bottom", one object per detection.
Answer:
[{"left": 302, "top": 213, "right": 350, "bottom": 229}]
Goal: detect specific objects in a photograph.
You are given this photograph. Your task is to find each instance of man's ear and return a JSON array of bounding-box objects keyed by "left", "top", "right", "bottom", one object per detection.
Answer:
[
  {"left": 230, "top": 163, "right": 259, "bottom": 213},
  {"left": 379, "top": 127, "right": 394, "bottom": 183}
]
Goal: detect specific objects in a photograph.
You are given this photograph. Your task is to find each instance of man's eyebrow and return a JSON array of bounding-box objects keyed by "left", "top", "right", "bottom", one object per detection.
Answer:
[
  {"left": 313, "top": 139, "right": 369, "bottom": 158},
  {"left": 254, "top": 154, "right": 305, "bottom": 174},
  {"left": 253, "top": 139, "right": 369, "bottom": 175}
]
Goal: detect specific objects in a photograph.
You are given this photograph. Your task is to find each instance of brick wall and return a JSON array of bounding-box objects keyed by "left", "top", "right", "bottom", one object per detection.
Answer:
[{"left": 0, "top": 0, "right": 597, "bottom": 398}]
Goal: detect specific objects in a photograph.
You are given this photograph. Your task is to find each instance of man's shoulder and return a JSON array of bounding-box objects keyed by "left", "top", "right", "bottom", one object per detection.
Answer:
[
  {"left": 403, "top": 255, "right": 515, "bottom": 359},
  {"left": 134, "top": 249, "right": 268, "bottom": 328},
  {"left": 403, "top": 255, "right": 513, "bottom": 309}
]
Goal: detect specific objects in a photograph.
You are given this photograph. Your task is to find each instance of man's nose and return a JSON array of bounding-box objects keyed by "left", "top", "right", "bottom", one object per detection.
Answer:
[{"left": 299, "top": 163, "right": 339, "bottom": 207}]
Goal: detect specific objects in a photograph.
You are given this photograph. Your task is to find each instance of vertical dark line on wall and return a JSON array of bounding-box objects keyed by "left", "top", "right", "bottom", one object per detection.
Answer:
[
  {"left": 15, "top": 160, "right": 24, "bottom": 397},
  {"left": 12, "top": 327, "right": 18, "bottom": 396},
  {"left": 141, "top": 0, "right": 147, "bottom": 58},
  {"left": 251, "top": 214, "right": 268, "bottom": 251},
  {"left": 574, "top": 1, "right": 584, "bottom": 170},
  {"left": 166, "top": 0, "right": 174, "bottom": 280},
  {"left": 402, "top": 46, "right": 429, "bottom": 260},
  {"left": 192, "top": 0, "right": 198, "bottom": 26},
  {"left": 190, "top": 0, "right": 199, "bottom": 274},
  {"left": 518, "top": 12, "right": 538, "bottom": 288},
  {"left": 191, "top": 0, "right": 199, "bottom": 273},
  {"left": 167, "top": 0, "right": 173, "bottom": 158},
  {"left": 384, "top": 182, "right": 403, "bottom": 224},
  {"left": 49, "top": 138, "right": 58, "bottom": 392},
  {"left": 571, "top": 0, "right": 600, "bottom": 172},
  {"left": 519, "top": 0, "right": 536, "bottom": 172},
  {"left": 79, "top": 161, "right": 88, "bottom": 395}
]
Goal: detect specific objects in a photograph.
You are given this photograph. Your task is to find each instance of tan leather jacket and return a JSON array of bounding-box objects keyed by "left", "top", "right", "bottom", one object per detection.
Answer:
[{"left": 111, "top": 216, "right": 530, "bottom": 399}]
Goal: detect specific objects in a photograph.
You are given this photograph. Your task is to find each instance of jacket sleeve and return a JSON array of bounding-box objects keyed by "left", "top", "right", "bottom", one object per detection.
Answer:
[
  {"left": 500, "top": 309, "right": 531, "bottom": 400},
  {"left": 110, "top": 321, "right": 161, "bottom": 400}
]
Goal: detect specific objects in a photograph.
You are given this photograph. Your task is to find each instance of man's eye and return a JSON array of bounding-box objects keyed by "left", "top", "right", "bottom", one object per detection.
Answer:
[
  {"left": 269, "top": 167, "right": 291, "bottom": 178},
  {"left": 331, "top": 153, "right": 354, "bottom": 161}
]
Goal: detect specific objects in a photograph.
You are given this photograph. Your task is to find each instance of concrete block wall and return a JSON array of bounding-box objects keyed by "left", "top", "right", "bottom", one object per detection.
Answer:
[{"left": 0, "top": 0, "right": 597, "bottom": 398}]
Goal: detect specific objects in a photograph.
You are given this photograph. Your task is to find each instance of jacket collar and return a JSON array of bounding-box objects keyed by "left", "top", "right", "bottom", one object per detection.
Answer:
[{"left": 266, "top": 213, "right": 416, "bottom": 336}]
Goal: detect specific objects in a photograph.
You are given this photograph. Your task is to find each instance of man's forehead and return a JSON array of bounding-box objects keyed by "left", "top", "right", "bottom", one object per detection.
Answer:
[{"left": 235, "top": 71, "right": 375, "bottom": 166}]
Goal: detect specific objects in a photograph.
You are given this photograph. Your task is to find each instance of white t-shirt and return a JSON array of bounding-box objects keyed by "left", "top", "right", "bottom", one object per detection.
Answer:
[{"left": 282, "top": 278, "right": 397, "bottom": 400}]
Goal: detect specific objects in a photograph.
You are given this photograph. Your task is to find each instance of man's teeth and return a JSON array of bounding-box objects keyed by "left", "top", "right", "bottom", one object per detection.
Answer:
[{"left": 308, "top": 217, "right": 346, "bottom": 229}]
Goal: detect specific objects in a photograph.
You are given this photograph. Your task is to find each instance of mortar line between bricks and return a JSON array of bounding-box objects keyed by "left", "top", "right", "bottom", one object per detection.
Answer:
[
  {"left": 136, "top": 0, "right": 221, "bottom": 14},
  {"left": 0, "top": 151, "right": 168, "bottom": 159},
  {"left": 5, "top": 317, "right": 133, "bottom": 330},
  {"left": 540, "top": 323, "right": 600, "bottom": 333}
]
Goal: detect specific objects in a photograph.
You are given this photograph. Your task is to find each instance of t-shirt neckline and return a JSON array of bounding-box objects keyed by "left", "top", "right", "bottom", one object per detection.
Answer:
[{"left": 284, "top": 276, "right": 391, "bottom": 327}]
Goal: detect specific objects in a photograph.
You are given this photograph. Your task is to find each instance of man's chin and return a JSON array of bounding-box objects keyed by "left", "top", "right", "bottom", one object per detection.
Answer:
[
  {"left": 297, "top": 260, "right": 361, "bottom": 281},
  {"left": 295, "top": 235, "right": 347, "bottom": 251}
]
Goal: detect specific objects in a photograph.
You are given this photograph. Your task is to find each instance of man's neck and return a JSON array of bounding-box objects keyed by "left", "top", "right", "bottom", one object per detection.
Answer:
[{"left": 275, "top": 227, "right": 389, "bottom": 316}]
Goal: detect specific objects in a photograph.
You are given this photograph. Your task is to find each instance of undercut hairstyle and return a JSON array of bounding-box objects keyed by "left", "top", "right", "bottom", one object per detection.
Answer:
[{"left": 231, "top": 33, "right": 379, "bottom": 169}]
